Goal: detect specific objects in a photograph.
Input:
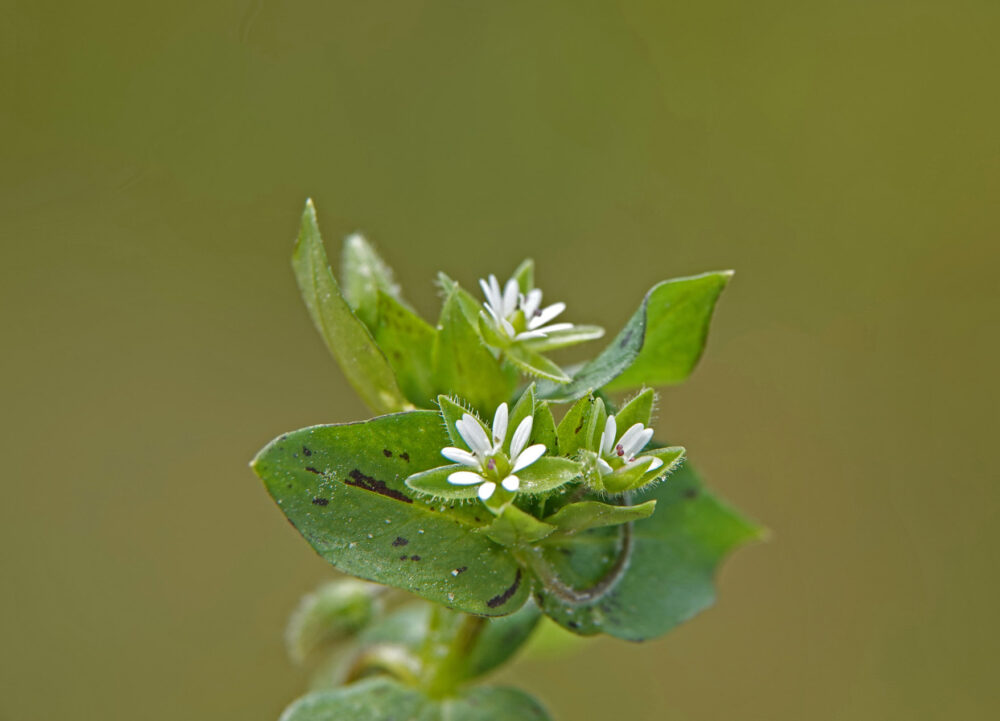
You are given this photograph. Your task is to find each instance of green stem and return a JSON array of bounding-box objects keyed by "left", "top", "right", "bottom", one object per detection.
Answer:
[{"left": 420, "top": 609, "right": 488, "bottom": 698}]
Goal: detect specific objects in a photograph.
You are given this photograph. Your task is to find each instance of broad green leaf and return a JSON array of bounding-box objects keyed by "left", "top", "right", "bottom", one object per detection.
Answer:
[
  {"left": 433, "top": 290, "right": 515, "bottom": 415},
  {"left": 340, "top": 232, "right": 402, "bottom": 331},
  {"left": 281, "top": 679, "right": 553, "bottom": 721},
  {"left": 291, "top": 200, "right": 409, "bottom": 413},
  {"left": 481, "top": 504, "right": 556, "bottom": 547},
  {"left": 505, "top": 345, "right": 571, "bottom": 383},
  {"left": 517, "top": 457, "right": 583, "bottom": 494},
  {"left": 405, "top": 464, "right": 481, "bottom": 500},
  {"left": 252, "top": 411, "right": 529, "bottom": 616},
  {"left": 543, "top": 499, "right": 656, "bottom": 538},
  {"left": 606, "top": 271, "right": 732, "bottom": 391},
  {"left": 613, "top": 388, "right": 655, "bottom": 431},
  {"left": 523, "top": 324, "right": 605, "bottom": 353},
  {"left": 537, "top": 272, "right": 731, "bottom": 402},
  {"left": 511, "top": 258, "right": 534, "bottom": 294},
  {"left": 534, "top": 461, "right": 762, "bottom": 640},
  {"left": 374, "top": 291, "right": 437, "bottom": 407}
]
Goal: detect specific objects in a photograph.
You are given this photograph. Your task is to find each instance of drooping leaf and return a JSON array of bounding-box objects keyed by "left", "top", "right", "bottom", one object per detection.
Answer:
[
  {"left": 543, "top": 499, "right": 656, "bottom": 538},
  {"left": 537, "top": 272, "right": 731, "bottom": 402},
  {"left": 340, "top": 232, "right": 402, "bottom": 331},
  {"left": 291, "top": 200, "right": 409, "bottom": 413},
  {"left": 433, "top": 289, "right": 516, "bottom": 414},
  {"left": 534, "top": 461, "right": 762, "bottom": 640},
  {"left": 252, "top": 411, "right": 529, "bottom": 616},
  {"left": 373, "top": 291, "right": 437, "bottom": 407}
]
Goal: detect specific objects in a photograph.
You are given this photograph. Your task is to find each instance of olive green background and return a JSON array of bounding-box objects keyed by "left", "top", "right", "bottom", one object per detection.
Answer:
[{"left": 2, "top": 1, "right": 997, "bottom": 719}]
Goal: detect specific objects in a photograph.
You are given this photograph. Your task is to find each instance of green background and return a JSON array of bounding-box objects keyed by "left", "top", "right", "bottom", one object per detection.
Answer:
[{"left": 2, "top": 1, "right": 997, "bottom": 719}]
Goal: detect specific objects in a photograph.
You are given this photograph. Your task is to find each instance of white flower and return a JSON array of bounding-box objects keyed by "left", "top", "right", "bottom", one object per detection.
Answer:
[
  {"left": 596, "top": 415, "right": 664, "bottom": 476},
  {"left": 479, "top": 274, "right": 574, "bottom": 342},
  {"left": 441, "top": 402, "right": 547, "bottom": 501}
]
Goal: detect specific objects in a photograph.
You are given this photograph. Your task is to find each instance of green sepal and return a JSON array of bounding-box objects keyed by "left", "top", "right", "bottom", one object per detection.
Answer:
[
  {"left": 291, "top": 200, "right": 409, "bottom": 414},
  {"left": 405, "top": 464, "right": 482, "bottom": 501},
  {"left": 556, "top": 394, "right": 600, "bottom": 457},
  {"left": 516, "top": 457, "right": 582, "bottom": 494},
  {"left": 598, "top": 447, "right": 684, "bottom": 494},
  {"left": 434, "top": 290, "right": 515, "bottom": 414},
  {"left": 522, "top": 324, "right": 605, "bottom": 353},
  {"left": 478, "top": 312, "right": 513, "bottom": 349},
  {"left": 532, "top": 402, "right": 558, "bottom": 455},
  {"left": 543, "top": 499, "right": 657, "bottom": 538},
  {"left": 437, "top": 395, "right": 482, "bottom": 449},
  {"left": 511, "top": 258, "right": 534, "bottom": 294},
  {"left": 374, "top": 291, "right": 437, "bottom": 407},
  {"left": 613, "top": 388, "right": 656, "bottom": 431},
  {"left": 504, "top": 384, "right": 536, "bottom": 453},
  {"left": 480, "top": 504, "right": 556, "bottom": 547},
  {"left": 505, "top": 345, "right": 571, "bottom": 383},
  {"left": 340, "top": 232, "right": 402, "bottom": 331}
]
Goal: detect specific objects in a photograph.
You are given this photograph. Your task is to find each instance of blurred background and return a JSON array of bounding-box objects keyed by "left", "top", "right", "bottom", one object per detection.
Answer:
[{"left": 2, "top": 1, "right": 997, "bottom": 719}]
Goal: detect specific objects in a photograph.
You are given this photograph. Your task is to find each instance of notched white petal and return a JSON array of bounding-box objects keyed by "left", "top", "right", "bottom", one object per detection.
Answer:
[
  {"left": 602, "top": 416, "right": 617, "bottom": 456},
  {"left": 478, "top": 481, "right": 497, "bottom": 500},
  {"left": 448, "top": 470, "right": 486, "bottom": 486},
  {"left": 529, "top": 302, "right": 566, "bottom": 329},
  {"left": 501, "top": 475, "right": 520, "bottom": 492},
  {"left": 441, "top": 447, "right": 480, "bottom": 467},
  {"left": 457, "top": 415, "right": 491, "bottom": 456},
  {"left": 492, "top": 402, "right": 509, "bottom": 447},
  {"left": 509, "top": 416, "right": 534, "bottom": 460},
  {"left": 512, "top": 443, "right": 546, "bottom": 471}
]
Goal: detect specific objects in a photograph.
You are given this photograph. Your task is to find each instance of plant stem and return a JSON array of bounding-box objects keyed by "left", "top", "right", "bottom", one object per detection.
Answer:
[{"left": 420, "top": 608, "right": 488, "bottom": 698}]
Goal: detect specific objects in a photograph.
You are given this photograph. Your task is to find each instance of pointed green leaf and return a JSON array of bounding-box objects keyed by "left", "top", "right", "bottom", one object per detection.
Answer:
[
  {"left": 405, "top": 464, "right": 482, "bottom": 500},
  {"left": 544, "top": 499, "right": 656, "bottom": 537},
  {"left": 291, "top": 200, "right": 408, "bottom": 413},
  {"left": 522, "top": 324, "right": 605, "bottom": 353},
  {"left": 437, "top": 272, "right": 484, "bottom": 328},
  {"left": 613, "top": 388, "right": 656, "bottom": 431},
  {"left": 517, "top": 457, "right": 583, "bottom": 494},
  {"left": 481, "top": 504, "right": 556, "bottom": 547},
  {"left": 340, "top": 232, "right": 402, "bottom": 330},
  {"left": 434, "top": 290, "right": 515, "bottom": 415},
  {"left": 534, "top": 461, "right": 762, "bottom": 640},
  {"left": 556, "top": 394, "right": 600, "bottom": 457},
  {"left": 505, "top": 345, "right": 571, "bottom": 383},
  {"left": 537, "top": 272, "right": 731, "bottom": 402},
  {"left": 251, "top": 411, "right": 528, "bottom": 616},
  {"left": 374, "top": 291, "right": 436, "bottom": 407}
]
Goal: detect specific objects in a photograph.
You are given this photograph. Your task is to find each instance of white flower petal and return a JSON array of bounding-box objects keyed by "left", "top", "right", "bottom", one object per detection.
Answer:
[
  {"left": 441, "top": 447, "right": 480, "bottom": 467},
  {"left": 448, "top": 470, "right": 486, "bottom": 486},
  {"left": 509, "top": 416, "right": 534, "bottom": 459},
  {"left": 602, "top": 416, "right": 617, "bottom": 456},
  {"left": 623, "top": 428, "right": 654, "bottom": 458},
  {"left": 500, "top": 318, "right": 517, "bottom": 338},
  {"left": 457, "top": 415, "right": 492, "bottom": 456},
  {"left": 492, "top": 403, "right": 509, "bottom": 447},
  {"left": 512, "top": 443, "right": 546, "bottom": 471},
  {"left": 501, "top": 475, "right": 520, "bottom": 492},
  {"left": 617, "top": 423, "right": 646, "bottom": 458},
  {"left": 535, "top": 322, "right": 574, "bottom": 334},
  {"left": 528, "top": 302, "right": 566, "bottom": 330},
  {"left": 643, "top": 456, "right": 664, "bottom": 472},
  {"left": 478, "top": 481, "right": 497, "bottom": 500},
  {"left": 521, "top": 289, "right": 543, "bottom": 319},
  {"left": 513, "top": 330, "right": 548, "bottom": 341},
  {"left": 597, "top": 457, "right": 614, "bottom": 475},
  {"left": 502, "top": 278, "right": 520, "bottom": 317}
]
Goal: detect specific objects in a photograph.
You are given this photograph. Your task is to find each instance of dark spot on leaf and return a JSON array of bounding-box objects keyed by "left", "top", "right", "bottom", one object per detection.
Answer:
[
  {"left": 455, "top": 566, "right": 468, "bottom": 575},
  {"left": 311, "top": 497, "right": 329, "bottom": 506},
  {"left": 574, "top": 416, "right": 584, "bottom": 434},
  {"left": 392, "top": 536, "right": 409, "bottom": 547},
  {"left": 620, "top": 329, "right": 634, "bottom": 347},
  {"left": 683, "top": 487, "right": 698, "bottom": 499},
  {"left": 400, "top": 555, "right": 408, "bottom": 560},
  {"left": 304, "top": 466, "right": 322, "bottom": 475},
  {"left": 567, "top": 620, "right": 580, "bottom": 629},
  {"left": 383, "top": 449, "right": 392, "bottom": 457},
  {"left": 410, "top": 555, "right": 421, "bottom": 561},
  {"left": 302, "top": 446, "right": 312, "bottom": 456},
  {"left": 345, "top": 468, "right": 413, "bottom": 504},
  {"left": 400, "top": 452, "right": 410, "bottom": 462},
  {"left": 487, "top": 569, "right": 522, "bottom": 608}
]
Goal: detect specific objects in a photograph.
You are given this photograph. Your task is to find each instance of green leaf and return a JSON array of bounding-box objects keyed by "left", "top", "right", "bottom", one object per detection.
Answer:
[
  {"left": 481, "top": 504, "right": 556, "bottom": 547},
  {"left": 613, "top": 388, "right": 655, "bottom": 430},
  {"left": 374, "top": 291, "right": 437, "bottom": 407},
  {"left": 252, "top": 411, "right": 529, "bottom": 616},
  {"left": 532, "top": 402, "right": 558, "bottom": 455},
  {"left": 543, "top": 499, "right": 656, "bottom": 538},
  {"left": 437, "top": 272, "right": 484, "bottom": 328},
  {"left": 606, "top": 271, "right": 732, "bottom": 391},
  {"left": 291, "top": 200, "right": 409, "bottom": 414},
  {"left": 556, "top": 394, "right": 600, "bottom": 457},
  {"left": 436, "top": 395, "right": 479, "bottom": 449},
  {"left": 433, "top": 289, "right": 516, "bottom": 415},
  {"left": 522, "top": 324, "right": 605, "bottom": 353},
  {"left": 505, "top": 345, "right": 571, "bottom": 383},
  {"left": 534, "top": 461, "right": 762, "bottom": 640},
  {"left": 537, "top": 272, "right": 731, "bottom": 402},
  {"left": 340, "top": 232, "right": 402, "bottom": 331},
  {"left": 405, "top": 464, "right": 481, "bottom": 501},
  {"left": 285, "top": 580, "right": 382, "bottom": 664},
  {"left": 517, "top": 457, "right": 582, "bottom": 494}
]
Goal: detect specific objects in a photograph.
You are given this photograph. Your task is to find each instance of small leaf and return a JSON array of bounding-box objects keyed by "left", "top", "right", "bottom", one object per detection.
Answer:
[
  {"left": 505, "top": 345, "right": 571, "bottom": 383},
  {"left": 613, "top": 388, "right": 655, "bottom": 431},
  {"left": 374, "top": 291, "right": 437, "bottom": 407},
  {"left": 252, "top": 411, "right": 529, "bottom": 616},
  {"left": 544, "top": 499, "right": 656, "bottom": 537},
  {"left": 523, "top": 324, "right": 605, "bottom": 353},
  {"left": 285, "top": 579, "right": 382, "bottom": 664},
  {"left": 481, "top": 504, "right": 556, "bottom": 547},
  {"left": 340, "top": 232, "right": 402, "bottom": 330},
  {"left": 434, "top": 290, "right": 516, "bottom": 415},
  {"left": 535, "top": 461, "right": 762, "bottom": 640},
  {"left": 517, "top": 457, "right": 583, "bottom": 494},
  {"left": 291, "top": 200, "right": 409, "bottom": 413},
  {"left": 405, "top": 464, "right": 482, "bottom": 500},
  {"left": 556, "top": 394, "right": 599, "bottom": 457}
]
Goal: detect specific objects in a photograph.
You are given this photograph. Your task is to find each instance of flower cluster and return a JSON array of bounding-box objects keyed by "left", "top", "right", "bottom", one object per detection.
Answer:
[{"left": 478, "top": 273, "right": 573, "bottom": 343}]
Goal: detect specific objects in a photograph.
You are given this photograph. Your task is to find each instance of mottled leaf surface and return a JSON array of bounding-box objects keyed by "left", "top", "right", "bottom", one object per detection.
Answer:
[{"left": 252, "top": 411, "right": 529, "bottom": 616}]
